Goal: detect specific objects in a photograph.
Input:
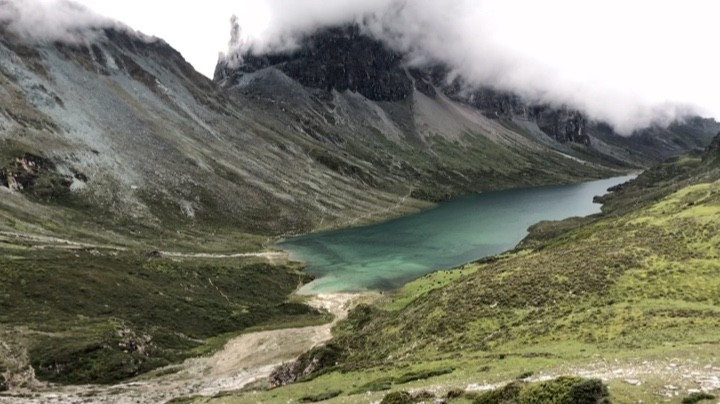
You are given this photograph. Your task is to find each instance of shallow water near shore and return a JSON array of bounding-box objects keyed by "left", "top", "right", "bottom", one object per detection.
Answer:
[{"left": 280, "top": 175, "right": 635, "bottom": 294}]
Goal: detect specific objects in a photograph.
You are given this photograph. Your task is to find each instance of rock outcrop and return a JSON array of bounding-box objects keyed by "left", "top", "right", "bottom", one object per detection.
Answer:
[
  {"left": 0, "top": 153, "right": 77, "bottom": 199},
  {"left": 217, "top": 24, "right": 673, "bottom": 148},
  {"left": 215, "top": 25, "right": 413, "bottom": 102},
  {"left": 269, "top": 344, "right": 344, "bottom": 387}
]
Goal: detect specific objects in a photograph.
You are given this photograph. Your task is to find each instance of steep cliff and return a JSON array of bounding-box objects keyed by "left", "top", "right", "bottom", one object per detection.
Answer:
[{"left": 217, "top": 24, "right": 718, "bottom": 165}]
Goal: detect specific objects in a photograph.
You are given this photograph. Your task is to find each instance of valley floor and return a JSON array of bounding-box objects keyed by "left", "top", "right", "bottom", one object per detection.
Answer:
[
  {"left": 0, "top": 288, "right": 364, "bottom": 403},
  {"left": 3, "top": 147, "right": 720, "bottom": 403}
]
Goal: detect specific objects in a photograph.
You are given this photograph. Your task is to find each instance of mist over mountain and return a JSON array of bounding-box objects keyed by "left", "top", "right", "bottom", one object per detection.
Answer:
[
  {"left": 2, "top": 0, "right": 716, "bottom": 135},
  {"left": 0, "top": 0, "right": 123, "bottom": 43},
  {"left": 222, "top": 0, "right": 718, "bottom": 134}
]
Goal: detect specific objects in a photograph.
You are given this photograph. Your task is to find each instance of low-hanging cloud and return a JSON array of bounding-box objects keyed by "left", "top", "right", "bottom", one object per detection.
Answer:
[
  {"left": 227, "top": 0, "right": 718, "bottom": 134},
  {"left": 0, "top": 0, "right": 138, "bottom": 44},
  {"left": 2, "top": 0, "right": 716, "bottom": 134}
]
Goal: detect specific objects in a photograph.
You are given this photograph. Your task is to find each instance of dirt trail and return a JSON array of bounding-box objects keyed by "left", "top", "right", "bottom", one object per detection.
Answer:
[
  {"left": 0, "top": 231, "right": 127, "bottom": 251},
  {"left": 0, "top": 293, "right": 361, "bottom": 404},
  {"left": 0, "top": 230, "right": 288, "bottom": 262}
]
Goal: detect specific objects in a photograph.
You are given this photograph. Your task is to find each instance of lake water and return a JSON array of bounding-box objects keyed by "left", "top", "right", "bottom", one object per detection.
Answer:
[{"left": 279, "top": 175, "right": 635, "bottom": 294}]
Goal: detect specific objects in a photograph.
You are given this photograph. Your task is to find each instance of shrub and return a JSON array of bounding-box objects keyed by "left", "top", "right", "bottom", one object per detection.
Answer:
[
  {"left": 413, "top": 390, "right": 435, "bottom": 400},
  {"left": 682, "top": 392, "right": 716, "bottom": 404},
  {"left": 519, "top": 376, "right": 582, "bottom": 404},
  {"left": 381, "top": 390, "right": 413, "bottom": 404},
  {"left": 517, "top": 371, "right": 534, "bottom": 380},
  {"left": 299, "top": 390, "right": 343, "bottom": 402},
  {"left": 472, "top": 377, "right": 611, "bottom": 404},
  {"left": 473, "top": 381, "right": 523, "bottom": 404},
  {"left": 564, "top": 378, "right": 610, "bottom": 404},
  {"left": 395, "top": 367, "right": 454, "bottom": 384},
  {"left": 446, "top": 388, "right": 465, "bottom": 399}
]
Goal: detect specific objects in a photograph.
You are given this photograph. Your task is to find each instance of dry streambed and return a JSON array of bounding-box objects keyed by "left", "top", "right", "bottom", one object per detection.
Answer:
[{"left": 0, "top": 293, "right": 360, "bottom": 404}]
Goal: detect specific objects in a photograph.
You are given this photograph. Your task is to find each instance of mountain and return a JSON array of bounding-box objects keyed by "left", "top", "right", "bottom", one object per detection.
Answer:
[
  {"left": 2, "top": 23, "right": 717, "bottom": 243},
  {"left": 1, "top": 18, "right": 719, "bottom": 395},
  {"left": 216, "top": 24, "right": 719, "bottom": 164}
]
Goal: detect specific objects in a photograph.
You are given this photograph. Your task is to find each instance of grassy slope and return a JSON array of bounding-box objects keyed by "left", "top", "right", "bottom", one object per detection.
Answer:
[
  {"left": 204, "top": 140, "right": 720, "bottom": 402},
  {"left": 0, "top": 246, "right": 331, "bottom": 385}
]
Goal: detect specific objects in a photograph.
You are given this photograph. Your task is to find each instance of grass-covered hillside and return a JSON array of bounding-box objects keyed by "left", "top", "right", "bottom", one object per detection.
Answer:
[
  {"left": 203, "top": 136, "right": 720, "bottom": 403},
  {"left": 0, "top": 246, "right": 330, "bottom": 387}
]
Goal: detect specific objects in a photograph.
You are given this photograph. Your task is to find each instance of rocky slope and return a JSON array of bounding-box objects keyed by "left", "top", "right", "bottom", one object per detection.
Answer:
[
  {"left": 1, "top": 22, "right": 715, "bottom": 245},
  {"left": 216, "top": 24, "right": 719, "bottom": 164}
]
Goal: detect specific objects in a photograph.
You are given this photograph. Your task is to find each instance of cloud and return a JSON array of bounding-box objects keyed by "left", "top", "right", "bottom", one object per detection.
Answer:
[
  {"left": 0, "top": 0, "right": 126, "bottom": 44},
  {"left": 226, "top": 0, "right": 718, "bottom": 134},
  {"left": 2, "top": 0, "right": 716, "bottom": 134}
]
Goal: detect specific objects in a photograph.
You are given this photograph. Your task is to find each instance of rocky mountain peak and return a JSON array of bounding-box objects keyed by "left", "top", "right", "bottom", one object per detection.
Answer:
[
  {"left": 214, "top": 24, "right": 413, "bottom": 102},
  {"left": 213, "top": 24, "right": 596, "bottom": 145}
]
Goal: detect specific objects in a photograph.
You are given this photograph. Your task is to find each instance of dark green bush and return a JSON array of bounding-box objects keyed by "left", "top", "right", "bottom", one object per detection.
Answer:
[
  {"left": 446, "top": 388, "right": 465, "bottom": 399},
  {"left": 395, "top": 367, "right": 453, "bottom": 384},
  {"left": 517, "top": 371, "right": 534, "bottom": 380},
  {"left": 381, "top": 391, "right": 413, "bottom": 404},
  {"left": 472, "top": 377, "right": 611, "bottom": 404},
  {"left": 682, "top": 392, "right": 716, "bottom": 404},
  {"left": 519, "top": 376, "right": 582, "bottom": 404},
  {"left": 564, "top": 378, "right": 610, "bottom": 404},
  {"left": 473, "top": 381, "right": 523, "bottom": 404},
  {"left": 299, "top": 390, "right": 343, "bottom": 402},
  {"left": 413, "top": 390, "right": 435, "bottom": 400}
]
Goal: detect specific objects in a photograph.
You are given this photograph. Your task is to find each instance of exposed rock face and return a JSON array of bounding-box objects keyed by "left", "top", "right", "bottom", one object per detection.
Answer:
[
  {"left": 461, "top": 91, "right": 589, "bottom": 144},
  {"left": 269, "top": 344, "right": 344, "bottom": 387},
  {"left": 215, "top": 25, "right": 413, "bottom": 102},
  {"left": 116, "top": 327, "right": 153, "bottom": 356},
  {"left": 534, "top": 107, "right": 589, "bottom": 144},
  {"left": 410, "top": 66, "right": 591, "bottom": 144},
  {"left": 0, "top": 153, "right": 76, "bottom": 199},
  {"left": 216, "top": 25, "right": 598, "bottom": 147}
]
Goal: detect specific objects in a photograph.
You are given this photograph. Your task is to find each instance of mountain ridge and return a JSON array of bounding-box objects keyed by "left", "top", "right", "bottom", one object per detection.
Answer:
[
  {"left": 216, "top": 23, "right": 719, "bottom": 159},
  {"left": 1, "top": 17, "right": 720, "bottom": 397},
  {"left": 1, "top": 22, "right": 716, "bottom": 242}
]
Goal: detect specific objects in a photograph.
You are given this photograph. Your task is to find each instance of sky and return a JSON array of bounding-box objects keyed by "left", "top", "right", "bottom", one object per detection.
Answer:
[{"left": 3, "top": 0, "right": 719, "bottom": 133}]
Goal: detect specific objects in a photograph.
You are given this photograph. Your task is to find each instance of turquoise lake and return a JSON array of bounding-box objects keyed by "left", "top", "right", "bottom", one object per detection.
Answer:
[{"left": 279, "top": 175, "right": 635, "bottom": 294}]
